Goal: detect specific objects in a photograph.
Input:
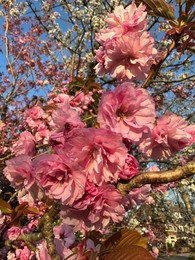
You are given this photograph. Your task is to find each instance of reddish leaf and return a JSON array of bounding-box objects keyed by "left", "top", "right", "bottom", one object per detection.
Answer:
[
  {"left": 11, "top": 202, "right": 39, "bottom": 226},
  {"left": 101, "top": 245, "right": 155, "bottom": 260},
  {"left": 101, "top": 229, "right": 148, "bottom": 255}
]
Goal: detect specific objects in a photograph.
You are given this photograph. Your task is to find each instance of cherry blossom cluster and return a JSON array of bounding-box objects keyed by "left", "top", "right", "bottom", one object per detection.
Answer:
[
  {"left": 95, "top": 1, "right": 157, "bottom": 81},
  {"left": 0, "top": 1, "right": 195, "bottom": 259}
]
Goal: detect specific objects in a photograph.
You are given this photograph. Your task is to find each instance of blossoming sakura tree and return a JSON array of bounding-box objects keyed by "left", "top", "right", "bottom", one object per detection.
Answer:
[{"left": 0, "top": 0, "right": 195, "bottom": 259}]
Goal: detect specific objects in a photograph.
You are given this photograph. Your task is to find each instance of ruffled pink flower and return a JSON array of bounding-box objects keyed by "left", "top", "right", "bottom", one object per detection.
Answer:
[
  {"left": 61, "top": 127, "right": 128, "bottom": 185},
  {"left": 5, "top": 226, "right": 21, "bottom": 240},
  {"left": 3, "top": 155, "right": 34, "bottom": 191},
  {"left": 106, "top": 2, "right": 146, "bottom": 32},
  {"left": 25, "top": 105, "right": 46, "bottom": 120},
  {"left": 119, "top": 154, "right": 139, "bottom": 180},
  {"left": 33, "top": 154, "right": 86, "bottom": 205},
  {"left": 61, "top": 183, "right": 127, "bottom": 231},
  {"left": 35, "top": 240, "right": 52, "bottom": 260},
  {"left": 96, "top": 2, "right": 147, "bottom": 44},
  {"left": 49, "top": 101, "right": 85, "bottom": 151},
  {"left": 139, "top": 113, "right": 192, "bottom": 160},
  {"left": 50, "top": 101, "right": 84, "bottom": 133},
  {"left": 35, "top": 127, "right": 50, "bottom": 143},
  {"left": 0, "top": 120, "right": 5, "bottom": 131},
  {"left": 53, "top": 223, "right": 75, "bottom": 257},
  {"left": 53, "top": 223, "right": 75, "bottom": 248},
  {"left": 98, "top": 83, "right": 156, "bottom": 142},
  {"left": 95, "top": 31, "right": 157, "bottom": 81},
  {"left": 16, "top": 246, "right": 32, "bottom": 260},
  {"left": 128, "top": 184, "right": 154, "bottom": 208},
  {"left": 185, "top": 124, "right": 195, "bottom": 145},
  {"left": 12, "top": 131, "right": 36, "bottom": 156}
]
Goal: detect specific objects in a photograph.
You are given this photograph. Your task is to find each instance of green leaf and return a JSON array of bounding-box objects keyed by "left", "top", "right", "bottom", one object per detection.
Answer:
[{"left": 0, "top": 199, "right": 13, "bottom": 214}]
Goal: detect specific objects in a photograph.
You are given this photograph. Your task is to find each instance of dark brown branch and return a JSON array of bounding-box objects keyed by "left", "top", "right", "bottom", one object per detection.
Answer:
[{"left": 117, "top": 161, "right": 195, "bottom": 195}]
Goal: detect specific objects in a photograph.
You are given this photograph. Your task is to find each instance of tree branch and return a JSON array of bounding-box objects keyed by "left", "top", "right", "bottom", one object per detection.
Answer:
[{"left": 117, "top": 161, "right": 195, "bottom": 195}]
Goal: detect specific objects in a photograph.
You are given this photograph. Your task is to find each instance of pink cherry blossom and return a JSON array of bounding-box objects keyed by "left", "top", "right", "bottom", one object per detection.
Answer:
[
  {"left": 50, "top": 101, "right": 84, "bottom": 133},
  {"left": 106, "top": 2, "right": 147, "bottom": 32},
  {"left": 139, "top": 113, "right": 193, "bottom": 159},
  {"left": 3, "top": 155, "right": 34, "bottom": 191},
  {"left": 35, "top": 127, "right": 50, "bottom": 143},
  {"left": 61, "top": 183, "right": 127, "bottom": 231},
  {"left": 12, "top": 131, "right": 37, "bottom": 156},
  {"left": 15, "top": 246, "right": 32, "bottom": 260},
  {"left": 119, "top": 154, "right": 139, "bottom": 180},
  {"left": 35, "top": 240, "right": 52, "bottom": 260},
  {"left": 25, "top": 105, "right": 46, "bottom": 120},
  {"left": 98, "top": 83, "right": 156, "bottom": 142},
  {"left": 53, "top": 223, "right": 75, "bottom": 248},
  {"left": 0, "top": 120, "right": 5, "bottom": 131},
  {"left": 5, "top": 226, "right": 21, "bottom": 240},
  {"left": 96, "top": 2, "right": 147, "bottom": 45},
  {"left": 53, "top": 223, "right": 75, "bottom": 257},
  {"left": 95, "top": 31, "right": 157, "bottom": 81},
  {"left": 33, "top": 154, "right": 86, "bottom": 205},
  {"left": 60, "top": 127, "right": 128, "bottom": 185},
  {"left": 49, "top": 100, "right": 85, "bottom": 151},
  {"left": 185, "top": 124, "right": 195, "bottom": 145},
  {"left": 128, "top": 184, "right": 154, "bottom": 208}
]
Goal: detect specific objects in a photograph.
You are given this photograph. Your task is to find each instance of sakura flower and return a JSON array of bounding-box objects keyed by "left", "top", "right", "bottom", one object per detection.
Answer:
[
  {"left": 119, "top": 154, "right": 139, "bottom": 180},
  {"left": 96, "top": 2, "right": 147, "bottom": 44},
  {"left": 25, "top": 105, "right": 46, "bottom": 120},
  {"left": 60, "top": 127, "right": 128, "bottom": 185},
  {"left": 53, "top": 223, "right": 75, "bottom": 248},
  {"left": 61, "top": 183, "right": 127, "bottom": 231},
  {"left": 15, "top": 246, "right": 32, "bottom": 260},
  {"left": 3, "top": 155, "right": 34, "bottom": 191},
  {"left": 98, "top": 83, "right": 155, "bottom": 142},
  {"left": 106, "top": 2, "right": 147, "bottom": 32},
  {"left": 95, "top": 2, "right": 156, "bottom": 81},
  {"left": 33, "top": 154, "right": 86, "bottom": 205},
  {"left": 53, "top": 223, "right": 75, "bottom": 257},
  {"left": 35, "top": 240, "right": 52, "bottom": 260},
  {"left": 50, "top": 100, "right": 84, "bottom": 133},
  {"left": 139, "top": 113, "right": 193, "bottom": 159},
  {"left": 185, "top": 124, "right": 195, "bottom": 145},
  {"left": 0, "top": 120, "right": 5, "bottom": 131},
  {"left": 12, "top": 131, "right": 37, "bottom": 156},
  {"left": 49, "top": 100, "right": 85, "bottom": 151},
  {"left": 4, "top": 226, "right": 21, "bottom": 240},
  {"left": 96, "top": 31, "right": 157, "bottom": 81},
  {"left": 128, "top": 184, "right": 154, "bottom": 208}
]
